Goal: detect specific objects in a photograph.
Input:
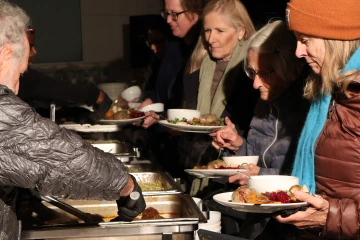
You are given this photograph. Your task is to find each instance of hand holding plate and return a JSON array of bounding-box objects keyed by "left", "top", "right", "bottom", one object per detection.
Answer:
[{"left": 274, "top": 191, "right": 329, "bottom": 229}]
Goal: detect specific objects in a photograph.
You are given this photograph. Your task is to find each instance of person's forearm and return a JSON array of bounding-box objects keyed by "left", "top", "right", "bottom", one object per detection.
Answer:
[
  {"left": 120, "top": 175, "right": 135, "bottom": 197},
  {"left": 321, "top": 197, "right": 358, "bottom": 239}
]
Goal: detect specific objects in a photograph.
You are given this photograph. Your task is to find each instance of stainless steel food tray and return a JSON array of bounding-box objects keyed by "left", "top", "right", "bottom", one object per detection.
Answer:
[
  {"left": 90, "top": 142, "right": 136, "bottom": 156},
  {"left": 132, "top": 172, "right": 182, "bottom": 195},
  {"left": 21, "top": 194, "right": 207, "bottom": 239},
  {"left": 60, "top": 123, "right": 122, "bottom": 133},
  {"left": 125, "top": 164, "right": 154, "bottom": 173}
]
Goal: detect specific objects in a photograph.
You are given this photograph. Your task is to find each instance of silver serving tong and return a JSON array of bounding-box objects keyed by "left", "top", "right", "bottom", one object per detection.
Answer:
[{"left": 41, "top": 196, "right": 99, "bottom": 223}]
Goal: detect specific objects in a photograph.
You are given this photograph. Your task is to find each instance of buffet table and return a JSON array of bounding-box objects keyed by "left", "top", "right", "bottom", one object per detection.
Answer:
[{"left": 21, "top": 123, "right": 206, "bottom": 240}]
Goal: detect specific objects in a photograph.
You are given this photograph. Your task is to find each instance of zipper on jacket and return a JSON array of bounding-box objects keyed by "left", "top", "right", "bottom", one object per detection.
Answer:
[
  {"left": 327, "top": 99, "right": 335, "bottom": 119},
  {"left": 262, "top": 103, "right": 279, "bottom": 168}
]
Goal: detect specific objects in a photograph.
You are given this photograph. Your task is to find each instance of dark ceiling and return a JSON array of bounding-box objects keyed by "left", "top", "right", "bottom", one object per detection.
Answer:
[{"left": 242, "top": 0, "right": 289, "bottom": 28}]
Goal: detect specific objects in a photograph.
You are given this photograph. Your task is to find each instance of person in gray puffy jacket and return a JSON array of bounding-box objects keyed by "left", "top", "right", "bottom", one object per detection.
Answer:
[
  {"left": 211, "top": 20, "right": 310, "bottom": 185},
  {"left": 0, "top": 2, "right": 145, "bottom": 239}
]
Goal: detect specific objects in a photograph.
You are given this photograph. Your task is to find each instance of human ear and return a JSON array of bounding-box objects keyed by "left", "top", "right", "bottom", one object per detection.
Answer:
[
  {"left": 0, "top": 46, "right": 13, "bottom": 70},
  {"left": 191, "top": 13, "right": 199, "bottom": 22},
  {"left": 237, "top": 27, "right": 246, "bottom": 41}
]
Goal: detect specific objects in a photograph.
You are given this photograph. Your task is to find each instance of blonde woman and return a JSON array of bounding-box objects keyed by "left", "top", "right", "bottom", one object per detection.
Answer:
[
  {"left": 183, "top": 0, "right": 258, "bottom": 137},
  {"left": 180, "top": 0, "right": 258, "bottom": 199},
  {"left": 274, "top": 0, "right": 360, "bottom": 239}
]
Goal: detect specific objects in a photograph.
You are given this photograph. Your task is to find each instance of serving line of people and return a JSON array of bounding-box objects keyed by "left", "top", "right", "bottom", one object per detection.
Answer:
[
  {"left": 140, "top": 0, "right": 360, "bottom": 238},
  {"left": 2, "top": 0, "right": 360, "bottom": 239},
  {"left": 0, "top": 1, "right": 145, "bottom": 239},
  {"left": 210, "top": 0, "right": 360, "bottom": 239}
]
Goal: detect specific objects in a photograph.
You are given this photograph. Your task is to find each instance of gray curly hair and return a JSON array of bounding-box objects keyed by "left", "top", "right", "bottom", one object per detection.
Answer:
[{"left": 0, "top": 0, "right": 30, "bottom": 63}]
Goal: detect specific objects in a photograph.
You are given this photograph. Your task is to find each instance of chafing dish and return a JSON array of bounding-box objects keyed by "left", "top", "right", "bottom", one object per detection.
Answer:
[
  {"left": 89, "top": 142, "right": 138, "bottom": 157},
  {"left": 132, "top": 172, "right": 182, "bottom": 195},
  {"left": 21, "top": 194, "right": 207, "bottom": 240},
  {"left": 125, "top": 164, "right": 153, "bottom": 173},
  {"left": 60, "top": 123, "right": 123, "bottom": 133}
]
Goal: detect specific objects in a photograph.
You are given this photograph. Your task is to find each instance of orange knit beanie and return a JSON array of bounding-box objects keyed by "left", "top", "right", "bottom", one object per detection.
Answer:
[{"left": 286, "top": 0, "right": 360, "bottom": 40}]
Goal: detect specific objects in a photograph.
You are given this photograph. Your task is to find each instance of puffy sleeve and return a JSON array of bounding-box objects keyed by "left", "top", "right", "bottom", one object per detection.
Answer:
[
  {"left": 0, "top": 89, "right": 128, "bottom": 201},
  {"left": 320, "top": 197, "right": 359, "bottom": 239}
]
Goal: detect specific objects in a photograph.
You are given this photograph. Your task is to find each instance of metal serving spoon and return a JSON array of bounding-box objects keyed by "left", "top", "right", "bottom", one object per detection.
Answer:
[{"left": 217, "top": 148, "right": 223, "bottom": 160}]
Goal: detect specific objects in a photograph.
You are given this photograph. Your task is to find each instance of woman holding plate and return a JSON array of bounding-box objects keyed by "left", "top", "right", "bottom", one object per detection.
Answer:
[
  {"left": 211, "top": 20, "right": 310, "bottom": 239},
  {"left": 178, "top": 0, "right": 259, "bottom": 181},
  {"left": 274, "top": 0, "right": 360, "bottom": 239},
  {"left": 211, "top": 20, "right": 309, "bottom": 183}
]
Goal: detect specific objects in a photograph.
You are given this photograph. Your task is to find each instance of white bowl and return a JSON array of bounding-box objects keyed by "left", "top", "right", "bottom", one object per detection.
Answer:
[
  {"left": 199, "top": 223, "right": 221, "bottom": 229},
  {"left": 207, "top": 211, "right": 221, "bottom": 224},
  {"left": 140, "top": 103, "right": 164, "bottom": 112},
  {"left": 98, "top": 83, "right": 128, "bottom": 101},
  {"left": 167, "top": 109, "right": 200, "bottom": 121},
  {"left": 128, "top": 102, "right": 141, "bottom": 110},
  {"left": 222, "top": 156, "right": 259, "bottom": 167},
  {"left": 121, "top": 86, "right": 141, "bottom": 102},
  {"left": 248, "top": 175, "right": 299, "bottom": 193}
]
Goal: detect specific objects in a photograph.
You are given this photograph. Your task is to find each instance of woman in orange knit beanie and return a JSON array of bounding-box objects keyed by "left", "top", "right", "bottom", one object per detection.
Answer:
[{"left": 274, "top": 0, "right": 360, "bottom": 239}]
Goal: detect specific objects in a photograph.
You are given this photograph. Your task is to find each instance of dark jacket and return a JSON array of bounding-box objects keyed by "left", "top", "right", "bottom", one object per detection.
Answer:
[
  {"left": 236, "top": 76, "right": 310, "bottom": 176},
  {"left": 18, "top": 68, "right": 100, "bottom": 106},
  {"left": 298, "top": 77, "right": 360, "bottom": 239},
  {"left": 146, "top": 38, "right": 193, "bottom": 111},
  {"left": 0, "top": 85, "right": 129, "bottom": 239},
  {"left": 237, "top": 75, "right": 311, "bottom": 240}
]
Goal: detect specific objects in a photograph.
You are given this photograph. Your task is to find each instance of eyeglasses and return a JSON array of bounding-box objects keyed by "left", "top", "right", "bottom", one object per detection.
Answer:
[
  {"left": 160, "top": 10, "right": 188, "bottom": 21},
  {"left": 27, "top": 27, "right": 35, "bottom": 35},
  {"left": 245, "top": 67, "right": 274, "bottom": 82}
]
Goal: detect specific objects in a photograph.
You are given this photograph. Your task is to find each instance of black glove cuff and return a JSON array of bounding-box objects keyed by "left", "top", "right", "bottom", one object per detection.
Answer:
[
  {"left": 94, "top": 91, "right": 113, "bottom": 113},
  {"left": 116, "top": 174, "right": 142, "bottom": 206},
  {"left": 129, "top": 174, "right": 142, "bottom": 195}
]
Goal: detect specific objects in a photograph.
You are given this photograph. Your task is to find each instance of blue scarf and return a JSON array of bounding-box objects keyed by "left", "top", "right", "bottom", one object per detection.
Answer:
[{"left": 292, "top": 47, "right": 360, "bottom": 194}]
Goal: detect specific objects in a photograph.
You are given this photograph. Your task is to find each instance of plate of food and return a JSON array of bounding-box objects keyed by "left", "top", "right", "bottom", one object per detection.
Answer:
[
  {"left": 99, "top": 97, "right": 145, "bottom": 125},
  {"left": 185, "top": 169, "right": 246, "bottom": 178},
  {"left": 99, "top": 116, "right": 145, "bottom": 125},
  {"left": 159, "top": 120, "right": 222, "bottom": 133},
  {"left": 213, "top": 184, "right": 309, "bottom": 213},
  {"left": 185, "top": 160, "right": 246, "bottom": 178},
  {"left": 159, "top": 110, "right": 225, "bottom": 133}
]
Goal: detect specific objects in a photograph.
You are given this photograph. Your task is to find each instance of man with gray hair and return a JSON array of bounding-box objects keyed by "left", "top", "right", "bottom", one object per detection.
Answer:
[{"left": 0, "top": 1, "right": 145, "bottom": 238}]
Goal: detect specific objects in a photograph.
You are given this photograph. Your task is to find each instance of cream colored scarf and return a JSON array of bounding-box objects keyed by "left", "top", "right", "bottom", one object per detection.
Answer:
[{"left": 197, "top": 40, "right": 249, "bottom": 117}]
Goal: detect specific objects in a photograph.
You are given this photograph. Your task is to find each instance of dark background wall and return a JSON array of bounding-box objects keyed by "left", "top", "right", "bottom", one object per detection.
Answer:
[
  {"left": 9, "top": 0, "right": 288, "bottom": 66},
  {"left": 11, "top": 0, "right": 82, "bottom": 63}
]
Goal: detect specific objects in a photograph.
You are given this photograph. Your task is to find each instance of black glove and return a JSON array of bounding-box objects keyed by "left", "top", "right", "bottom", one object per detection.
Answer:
[
  {"left": 114, "top": 174, "right": 146, "bottom": 221},
  {"left": 90, "top": 91, "right": 113, "bottom": 122},
  {"left": 74, "top": 91, "right": 113, "bottom": 125}
]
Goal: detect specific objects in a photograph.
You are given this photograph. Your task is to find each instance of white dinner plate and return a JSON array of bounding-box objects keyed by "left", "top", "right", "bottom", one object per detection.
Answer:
[
  {"left": 99, "top": 116, "right": 145, "bottom": 125},
  {"left": 213, "top": 192, "right": 308, "bottom": 213},
  {"left": 184, "top": 169, "right": 246, "bottom": 178},
  {"left": 159, "top": 120, "right": 222, "bottom": 133}
]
